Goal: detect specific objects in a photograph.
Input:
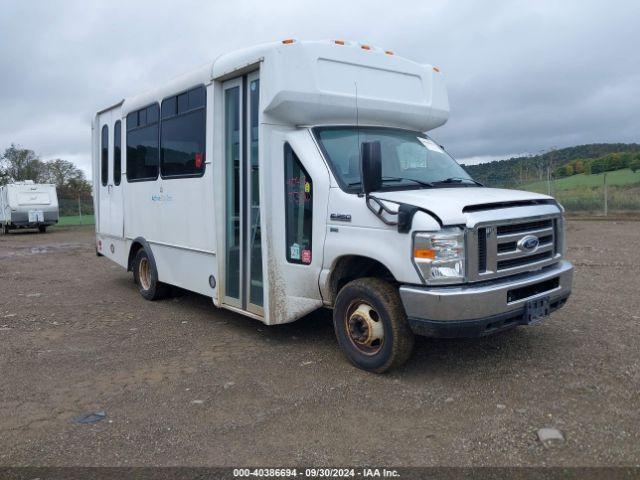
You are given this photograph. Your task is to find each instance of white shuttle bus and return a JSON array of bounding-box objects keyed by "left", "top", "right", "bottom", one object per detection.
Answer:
[
  {"left": 1, "top": 181, "right": 59, "bottom": 233},
  {"left": 92, "top": 40, "right": 573, "bottom": 372}
]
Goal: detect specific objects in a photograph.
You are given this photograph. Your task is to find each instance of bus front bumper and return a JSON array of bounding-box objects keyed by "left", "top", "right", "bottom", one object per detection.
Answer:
[{"left": 399, "top": 260, "right": 573, "bottom": 338}]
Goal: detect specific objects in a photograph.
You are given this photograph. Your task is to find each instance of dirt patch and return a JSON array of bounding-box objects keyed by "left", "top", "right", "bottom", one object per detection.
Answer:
[{"left": 0, "top": 223, "right": 638, "bottom": 466}]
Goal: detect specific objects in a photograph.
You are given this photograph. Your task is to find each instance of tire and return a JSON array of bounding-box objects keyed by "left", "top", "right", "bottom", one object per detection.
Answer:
[
  {"left": 2, "top": 224, "right": 9, "bottom": 235},
  {"left": 132, "top": 248, "right": 171, "bottom": 301},
  {"left": 38, "top": 225, "right": 47, "bottom": 233},
  {"left": 333, "top": 277, "right": 415, "bottom": 373}
]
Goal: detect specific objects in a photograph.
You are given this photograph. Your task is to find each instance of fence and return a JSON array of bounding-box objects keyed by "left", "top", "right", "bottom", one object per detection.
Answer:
[
  {"left": 58, "top": 194, "right": 94, "bottom": 225},
  {"left": 54, "top": 168, "right": 640, "bottom": 224},
  {"left": 478, "top": 168, "right": 640, "bottom": 216}
]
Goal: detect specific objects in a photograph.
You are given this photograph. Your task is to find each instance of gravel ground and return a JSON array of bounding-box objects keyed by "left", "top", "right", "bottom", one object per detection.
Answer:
[{"left": 0, "top": 221, "right": 638, "bottom": 467}]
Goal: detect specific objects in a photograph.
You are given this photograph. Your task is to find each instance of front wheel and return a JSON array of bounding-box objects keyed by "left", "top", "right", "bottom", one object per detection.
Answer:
[{"left": 333, "top": 278, "right": 415, "bottom": 373}]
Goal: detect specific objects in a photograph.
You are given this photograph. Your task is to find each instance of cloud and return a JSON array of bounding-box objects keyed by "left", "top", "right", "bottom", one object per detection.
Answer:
[{"left": 1, "top": 0, "right": 638, "bottom": 174}]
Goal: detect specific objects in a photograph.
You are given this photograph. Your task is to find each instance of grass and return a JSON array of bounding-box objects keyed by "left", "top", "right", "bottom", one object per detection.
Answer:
[
  {"left": 520, "top": 168, "right": 640, "bottom": 192},
  {"left": 515, "top": 169, "right": 640, "bottom": 212},
  {"left": 58, "top": 214, "right": 95, "bottom": 226}
]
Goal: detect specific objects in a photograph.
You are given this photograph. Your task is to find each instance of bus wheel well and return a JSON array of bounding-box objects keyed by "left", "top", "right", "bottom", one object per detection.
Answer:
[
  {"left": 127, "top": 242, "right": 145, "bottom": 271},
  {"left": 328, "top": 256, "right": 396, "bottom": 306}
]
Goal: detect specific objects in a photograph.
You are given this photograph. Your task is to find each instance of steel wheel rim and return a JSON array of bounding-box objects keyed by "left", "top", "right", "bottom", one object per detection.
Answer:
[
  {"left": 344, "top": 300, "right": 385, "bottom": 355},
  {"left": 139, "top": 257, "right": 151, "bottom": 291}
]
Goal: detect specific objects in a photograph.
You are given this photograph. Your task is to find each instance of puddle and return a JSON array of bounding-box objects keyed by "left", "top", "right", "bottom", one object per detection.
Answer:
[{"left": 0, "top": 243, "right": 88, "bottom": 259}]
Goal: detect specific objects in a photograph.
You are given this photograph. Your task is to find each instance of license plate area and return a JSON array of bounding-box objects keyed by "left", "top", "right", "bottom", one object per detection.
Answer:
[
  {"left": 28, "top": 210, "right": 44, "bottom": 223},
  {"left": 524, "top": 296, "right": 550, "bottom": 325}
]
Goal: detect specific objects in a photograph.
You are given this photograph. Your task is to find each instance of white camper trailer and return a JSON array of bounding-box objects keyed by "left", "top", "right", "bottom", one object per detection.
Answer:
[
  {"left": 0, "top": 181, "right": 59, "bottom": 233},
  {"left": 93, "top": 40, "right": 572, "bottom": 372}
]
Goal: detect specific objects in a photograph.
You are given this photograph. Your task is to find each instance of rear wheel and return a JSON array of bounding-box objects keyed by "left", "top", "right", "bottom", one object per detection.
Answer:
[
  {"left": 2, "top": 225, "right": 8, "bottom": 235},
  {"left": 38, "top": 225, "right": 47, "bottom": 233},
  {"left": 132, "top": 249, "right": 171, "bottom": 301},
  {"left": 333, "top": 277, "right": 414, "bottom": 373}
]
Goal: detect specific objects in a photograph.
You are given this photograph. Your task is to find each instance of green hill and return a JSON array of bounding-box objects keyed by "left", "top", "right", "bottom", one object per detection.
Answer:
[
  {"left": 520, "top": 168, "right": 640, "bottom": 192},
  {"left": 464, "top": 143, "right": 640, "bottom": 187},
  {"left": 516, "top": 168, "right": 640, "bottom": 212}
]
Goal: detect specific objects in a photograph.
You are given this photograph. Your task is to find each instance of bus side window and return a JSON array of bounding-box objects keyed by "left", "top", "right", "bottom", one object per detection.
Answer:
[
  {"left": 101, "top": 125, "right": 108, "bottom": 186},
  {"left": 126, "top": 104, "right": 160, "bottom": 182},
  {"left": 284, "top": 143, "right": 313, "bottom": 265},
  {"left": 160, "top": 85, "right": 206, "bottom": 179}
]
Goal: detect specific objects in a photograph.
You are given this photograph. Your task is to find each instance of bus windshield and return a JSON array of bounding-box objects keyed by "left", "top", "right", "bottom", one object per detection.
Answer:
[{"left": 314, "top": 127, "right": 477, "bottom": 192}]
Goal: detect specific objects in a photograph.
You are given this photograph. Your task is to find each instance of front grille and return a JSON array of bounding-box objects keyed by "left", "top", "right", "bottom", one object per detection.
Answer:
[
  {"left": 496, "top": 219, "right": 552, "bottom": 236},
  {"left": 469, "top": 215, "right": 561, "bottom": 281},
  {"left": 478, "top": 227, "right": 487, "bottom": 273},
  {"left": 497, "top": 251, "right": 553, "bottom": 270}
]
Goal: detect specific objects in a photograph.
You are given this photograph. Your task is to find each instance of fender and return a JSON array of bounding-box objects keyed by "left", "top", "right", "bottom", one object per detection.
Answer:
[{"left": 127, "top": 237, "right": 158, "bottom": 274}]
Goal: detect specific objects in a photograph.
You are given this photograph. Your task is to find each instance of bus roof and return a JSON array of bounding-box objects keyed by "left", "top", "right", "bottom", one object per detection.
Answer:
[{"left": 113, "top": 39, "right": 449, "bottom": 132}]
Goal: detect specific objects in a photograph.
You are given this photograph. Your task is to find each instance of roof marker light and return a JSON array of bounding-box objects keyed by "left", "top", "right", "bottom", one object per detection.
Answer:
[
  {"left": 282, "top": 39, "right": 295, "bottom": 45},
  {"left": 385, "top": 50, "right": 394, "bottom": 55},
  {"left": 433, "top": 66, "right": 441, "bottom": 72},
  {"left": 361, "top": 44, "right": 371, "bottom": 50},
  {"left": 334, "top": 40, "right": 345, "bottom": 45}
]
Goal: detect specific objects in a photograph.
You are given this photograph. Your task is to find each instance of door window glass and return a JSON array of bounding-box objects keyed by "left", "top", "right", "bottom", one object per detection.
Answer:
[
  {"left": 101, "top": 125, "right": 108, "bottom": 186},
  {"left": 114, "top": 121, "right": 121, "bottom": 186},
  {"left": 224, "top": 86, "right": 241, "bottom": 300},
  {"left": 284, "top": 143, "right": 313, "bottom": 264},
  {"left": 248, "top": 79, "right": 262, "bottom": 306}
]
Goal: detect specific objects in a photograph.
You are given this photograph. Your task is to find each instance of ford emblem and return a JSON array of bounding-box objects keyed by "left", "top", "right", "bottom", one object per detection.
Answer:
[{"left": 518, "top": 235, "right": 539, "bottom": 252}]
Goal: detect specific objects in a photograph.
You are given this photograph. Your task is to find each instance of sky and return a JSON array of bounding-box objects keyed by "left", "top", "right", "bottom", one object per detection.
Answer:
[{"left": 1, "top": 0, "right": 639, "bottom": 174}]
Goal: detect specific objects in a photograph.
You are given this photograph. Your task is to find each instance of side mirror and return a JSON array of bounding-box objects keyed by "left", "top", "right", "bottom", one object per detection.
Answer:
[{"left": 361, "top": 141, "right": 382, "bottom": 194}]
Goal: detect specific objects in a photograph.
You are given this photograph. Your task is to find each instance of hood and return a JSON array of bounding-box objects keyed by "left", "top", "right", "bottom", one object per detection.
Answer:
[{"left": 376, "top": 187, "right": 556, "bottom": 225}]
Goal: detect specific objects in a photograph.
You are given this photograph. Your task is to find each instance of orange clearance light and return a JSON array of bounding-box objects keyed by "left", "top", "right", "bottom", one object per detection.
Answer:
[
  {"left": 414, "top": 249, "right": 436, "bottom": 259},
  {"left": 385, "top": 50, "right": 394, "bottom": 55},
  {"left": 433, "top": 66, "right": 441, "bottom": 72},
  {"left": 334, "top": 40, "right": 345, "bottom": 45},
  {"left": 282, "top": 39, "right": 295, "bottom": 45},
  {"left": 361, "top": 44, "right": 371, "bottom": 50}
]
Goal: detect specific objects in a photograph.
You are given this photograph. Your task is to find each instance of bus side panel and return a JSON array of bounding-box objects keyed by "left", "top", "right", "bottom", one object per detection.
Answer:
[
  {"left": 147, "top": 244, "right": 217, "bottom": 297},
  {"left": 96, "top": 234, "right": 129, "bottom": 268}
]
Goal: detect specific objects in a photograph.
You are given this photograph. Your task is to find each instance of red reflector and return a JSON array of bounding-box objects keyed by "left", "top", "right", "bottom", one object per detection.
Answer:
[{"left": 195, "top": 153, "right": 203, "bottom": 168}]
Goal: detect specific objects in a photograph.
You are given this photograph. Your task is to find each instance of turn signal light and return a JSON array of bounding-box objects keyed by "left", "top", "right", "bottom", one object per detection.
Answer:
[{"left": 414, "top": 249, "right": 436, "bottom": 259}]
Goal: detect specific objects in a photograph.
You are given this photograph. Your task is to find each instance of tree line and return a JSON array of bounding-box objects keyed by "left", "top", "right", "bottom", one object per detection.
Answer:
[
  {"left": 464, "top": 143, "right": 640, "bottom": 187},
  {"left": 0, "top": 144, "right": 91, "bottom": 199},
  {"left": 555, "top": 152, "right": 640, "bottom": 178}
]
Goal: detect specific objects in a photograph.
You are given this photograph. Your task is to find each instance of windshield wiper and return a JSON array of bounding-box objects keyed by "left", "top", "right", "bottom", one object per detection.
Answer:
[
  {"left": 381, "top": 176, "right": 434, "bottom": 187},
  {"left": 347, "top": 177, "right": 434, "bottom": 188},
  {"left": 433, "top": 177, "right": 484, "bottom": 187}
]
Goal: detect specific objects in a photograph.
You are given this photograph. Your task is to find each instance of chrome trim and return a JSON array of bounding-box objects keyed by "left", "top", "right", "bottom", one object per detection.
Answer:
[
  {"left": 497, "top": 242, "right": 554, "bottom": 261},
  {"left": 498, "top": 226, "right": 554, "bottom": 242},
  {"left": 466, "top": 212, "right": 563, "bottom": 282},
  {"left": 400, "top": 260, "right": 573, "bottom": 322}
]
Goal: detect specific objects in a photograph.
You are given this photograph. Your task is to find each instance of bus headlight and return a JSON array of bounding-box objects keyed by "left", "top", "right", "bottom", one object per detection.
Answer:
[{"left": 413, "top": 228, "right": 465, "bottom": 285}]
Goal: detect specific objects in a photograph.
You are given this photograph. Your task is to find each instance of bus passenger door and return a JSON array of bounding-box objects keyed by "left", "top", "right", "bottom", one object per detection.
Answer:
[
  {"left": 221, "top": 72, "right": 263, "bottom": 316},
  {"left": 97, "top": 112, "right": 111, "bottom": 235}
]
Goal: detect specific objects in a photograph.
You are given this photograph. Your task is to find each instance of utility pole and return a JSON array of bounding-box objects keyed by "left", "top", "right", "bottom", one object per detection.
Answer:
[
  {"left": 604, "top": 172, "right": 608, "bottom": 217},
  {"left": 78, "top": 195, "right": 83, "bottom": 225},
  {"left": 547, "top": 166, "right": 551, "bottom": 196}
]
